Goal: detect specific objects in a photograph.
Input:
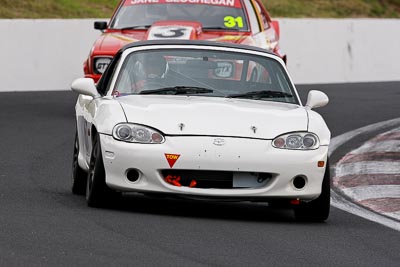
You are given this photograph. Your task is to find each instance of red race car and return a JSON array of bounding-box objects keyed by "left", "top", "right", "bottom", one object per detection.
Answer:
[{"left": 84, "top": 0, "right": 286, "bottom": 82}]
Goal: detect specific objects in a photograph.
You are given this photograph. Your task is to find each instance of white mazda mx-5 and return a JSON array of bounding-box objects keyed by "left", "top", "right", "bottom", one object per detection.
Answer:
[{"left": 71, "top": 40, "right": 331, "bottom": 221}]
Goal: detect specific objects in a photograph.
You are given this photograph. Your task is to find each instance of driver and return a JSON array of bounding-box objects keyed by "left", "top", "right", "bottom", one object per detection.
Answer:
[
  {"left": 132, "top": 54, "right": 169, "bottom": 92},
  {"left": 142, "top": 54, "right": 168, "bottom": 79}
]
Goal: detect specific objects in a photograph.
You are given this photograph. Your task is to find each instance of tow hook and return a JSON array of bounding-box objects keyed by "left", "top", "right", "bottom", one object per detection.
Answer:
[
  {"left": 165, "top": 175, "right": 197, "bottom": 188},
  {"left": 165, "top": 175, "right": 182, "bottom": 187}
]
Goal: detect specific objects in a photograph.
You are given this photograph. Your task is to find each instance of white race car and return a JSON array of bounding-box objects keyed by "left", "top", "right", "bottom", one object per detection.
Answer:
[{"left": 71, "top": 40, "right": 331, "bottom": 221}]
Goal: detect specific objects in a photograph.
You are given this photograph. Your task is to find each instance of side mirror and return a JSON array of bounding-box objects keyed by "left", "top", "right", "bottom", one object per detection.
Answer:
[
  {"left": 305, "top": 90, "right": 329, "bottom": 109},
  {"left": 271, "top": 20, "right": 280, "bottom": 38},
  {"left": 71, "top": 78, "right": 99, "bottom": 98},
  {"left": 94, "top": 21, "right": 107, "bottom": 31}
]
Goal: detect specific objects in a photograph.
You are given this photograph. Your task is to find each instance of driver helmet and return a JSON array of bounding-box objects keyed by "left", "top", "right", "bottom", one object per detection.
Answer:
[{"left": 141, "top": 53, "right": 169, "bottom": 79}]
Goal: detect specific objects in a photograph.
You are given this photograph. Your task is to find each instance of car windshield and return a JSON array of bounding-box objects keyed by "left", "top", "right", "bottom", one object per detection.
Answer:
[
  {"left": 110, "top": 0, "right": 249, "bottom": 32},
  {"left": 112, "top": 48, "right": 298, "bottom": 104}
]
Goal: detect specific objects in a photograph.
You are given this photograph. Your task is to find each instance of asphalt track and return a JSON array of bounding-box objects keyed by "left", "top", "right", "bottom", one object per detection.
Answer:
[{"left": 1, "top": 82, "right": 399, "bottom": 266}]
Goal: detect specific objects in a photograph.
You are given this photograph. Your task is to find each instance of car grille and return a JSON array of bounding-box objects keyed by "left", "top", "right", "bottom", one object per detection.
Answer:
[{"left": 161, "top": 170, "right": 273, "bottom": 189}]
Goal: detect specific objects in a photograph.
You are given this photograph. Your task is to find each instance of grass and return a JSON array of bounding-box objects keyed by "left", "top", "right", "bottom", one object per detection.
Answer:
[
  {"left": 0, "top": 0, "right": 119, "bottom": 18},
  {"left": 264, "top": 0, "right": 400, "bottom": 18},
  {"left": 0, "top": 0, "right": 399, "bottom": 18}
]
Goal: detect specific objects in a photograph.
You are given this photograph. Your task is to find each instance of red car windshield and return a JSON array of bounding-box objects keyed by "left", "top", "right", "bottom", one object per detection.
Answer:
[{"left": 109, "top": 0, "right": 249, "bottom": 31}]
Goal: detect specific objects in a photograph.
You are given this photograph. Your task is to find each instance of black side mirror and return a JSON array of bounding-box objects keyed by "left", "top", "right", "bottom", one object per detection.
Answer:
[{"left": 94, "top": 21, "right": 108, "bottom": 31}]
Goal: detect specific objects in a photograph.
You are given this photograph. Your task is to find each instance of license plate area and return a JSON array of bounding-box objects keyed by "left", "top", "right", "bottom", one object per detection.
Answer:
[{"left": 161, "top": 170, "right": 273, "bottom": 189}]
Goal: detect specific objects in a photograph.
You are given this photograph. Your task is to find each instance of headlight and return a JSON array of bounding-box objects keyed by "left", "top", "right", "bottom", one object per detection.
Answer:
[
  {"left": 113, "top": 124, "right": 165, "bottom": 144},
  {"left": 93, "top": 57, "right": 112, "bottom": 74},
  {"left": 272, "top": 132, "right": 319, "bottom": 150}
]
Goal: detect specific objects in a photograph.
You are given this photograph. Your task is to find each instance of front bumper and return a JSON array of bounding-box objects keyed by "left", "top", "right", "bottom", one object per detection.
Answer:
[{"left": 100, "top": 134, "right": 329, "bottom": 201}]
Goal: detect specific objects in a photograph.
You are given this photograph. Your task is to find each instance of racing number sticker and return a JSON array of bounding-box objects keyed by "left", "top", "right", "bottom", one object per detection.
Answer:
[
  {"left": 154, "top": 28, "right": 187, "bottom": 38},
  {"left": 148, "top": 26, "right": 191, "bottom": 40},
  {"left": 224, "top": 16, "right": 244, "bottom": 28}
]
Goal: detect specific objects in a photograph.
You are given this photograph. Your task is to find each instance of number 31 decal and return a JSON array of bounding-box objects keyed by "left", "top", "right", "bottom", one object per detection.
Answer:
[{"left": 224, "top": 16, "right": 244, "bottom": 28}]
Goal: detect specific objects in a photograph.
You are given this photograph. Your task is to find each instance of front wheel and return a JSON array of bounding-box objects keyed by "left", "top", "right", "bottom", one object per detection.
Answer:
[
  {"left": 86, "top": 133, "right": 119, "bottom": 207},
  {"left": 294, "top": 160, "right": 331, "bottom": 222}
]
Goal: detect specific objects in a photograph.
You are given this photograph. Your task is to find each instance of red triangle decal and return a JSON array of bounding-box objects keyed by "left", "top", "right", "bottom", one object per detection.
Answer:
[{"left": 164, "top": 153, "right": 180, "bottom": 168}]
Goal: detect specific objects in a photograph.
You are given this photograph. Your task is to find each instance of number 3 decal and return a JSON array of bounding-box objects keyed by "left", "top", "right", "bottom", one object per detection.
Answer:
[
  {"left": 148, "top": 26, "right": 192, "bottom": 40},
  {"left": 153, "top": 27, "right": 187, "bottom": 38},
  {"left": 224, "top": 16, "right": 244, "bottom": 28}
]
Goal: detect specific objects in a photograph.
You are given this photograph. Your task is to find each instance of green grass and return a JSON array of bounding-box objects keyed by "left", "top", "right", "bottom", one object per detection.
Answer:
[
  {"left": 0, "top": 0, "right": 399, "bottom": 18},
  {"left": 264, "top": 0, "right": 400, "bottom": 18},
  {"left": 0, "top": 0, "right": 120, "bottom": 18}
]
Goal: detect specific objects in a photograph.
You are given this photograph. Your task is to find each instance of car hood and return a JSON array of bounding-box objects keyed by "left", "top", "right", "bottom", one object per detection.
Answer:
[
  {"left": 117, "top": 96, "right": 308, "bottom": 139},
  {"left": 96, "top": 20, "right": 252, "bottom": 51}
]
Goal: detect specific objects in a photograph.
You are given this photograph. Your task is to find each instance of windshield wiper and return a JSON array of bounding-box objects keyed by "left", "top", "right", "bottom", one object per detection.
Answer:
[
  {"left": 118, "top": 25, "right": 151, "bottom": 30},
  {"left": 227, "top": 90, "right": 293, "bottom": 99},
  {"left": 139, "top": 86, "right": 214, "bottom": 95}
]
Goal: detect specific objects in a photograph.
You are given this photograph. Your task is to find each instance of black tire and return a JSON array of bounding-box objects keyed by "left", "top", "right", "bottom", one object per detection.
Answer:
[
  {"left": 86, "top": 133, "right": 119, "bottom": 207},
  {"left": 72, "top": 131, "right": 87, "bottom": 195},
  {"left": 294, "top": 160, "right": 331, "bottom": 222}
]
